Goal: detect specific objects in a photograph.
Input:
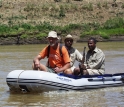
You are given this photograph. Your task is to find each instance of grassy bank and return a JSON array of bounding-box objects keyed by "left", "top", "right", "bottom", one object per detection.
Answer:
[
  {"left": 0, "top": 0, "right": 124, "bottom": 44},
  {"left": 0, "top": 17, "right": 124, "bottom": 39}
]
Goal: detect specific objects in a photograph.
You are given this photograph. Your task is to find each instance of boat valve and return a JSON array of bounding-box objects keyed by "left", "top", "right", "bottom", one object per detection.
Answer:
[{"left": 21, "top": 89, "right": 27, "bottom": 93}]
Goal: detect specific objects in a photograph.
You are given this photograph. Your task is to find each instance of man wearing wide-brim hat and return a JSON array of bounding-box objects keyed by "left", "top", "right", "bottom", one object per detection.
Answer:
[
  {"left": 63, "top": 34, "right": 83, "bottom": 75},
  {"left": 33, "top": 31, "right": 71, "bottom": 73}
]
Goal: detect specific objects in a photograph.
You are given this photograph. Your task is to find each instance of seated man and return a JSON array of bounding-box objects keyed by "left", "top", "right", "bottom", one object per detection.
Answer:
[
  {"left": 63, "top": 34, "right": 83, "bottom": 75},
  {"left": 32, "top": 31, "right": 71, "bottom": 73},
  {"left": 77, "top": 37, "right": 105, "bottom": 75}
]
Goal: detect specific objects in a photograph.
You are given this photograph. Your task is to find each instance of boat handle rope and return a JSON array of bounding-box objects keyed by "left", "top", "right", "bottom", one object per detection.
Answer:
[{"left": 17, "top": 70, "right": 26, "bottom": 92}]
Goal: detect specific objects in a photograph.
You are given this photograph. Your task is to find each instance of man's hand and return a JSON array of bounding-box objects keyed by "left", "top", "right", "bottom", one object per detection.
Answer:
[
  {"left": 54, "top": 67, "right": 61, "bottom": 73},
  {"left": 34, "top": 60, "right": 40, "bottom": 69},
  {"left": 79, "top": 63, "right": 86, "bottom": 70},
  {"left": 33, "top": 55, "right": 42, "bottom": 70}
]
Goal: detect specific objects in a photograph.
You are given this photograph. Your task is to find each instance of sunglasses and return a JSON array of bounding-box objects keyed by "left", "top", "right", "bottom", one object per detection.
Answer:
[{"left": 66, "top": 39, "right": 73, "bottom": 42}]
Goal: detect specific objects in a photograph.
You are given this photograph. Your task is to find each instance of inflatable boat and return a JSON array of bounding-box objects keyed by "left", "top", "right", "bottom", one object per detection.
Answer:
[{"left": 6, "top": 70, "right": 124, "bottom": 92}]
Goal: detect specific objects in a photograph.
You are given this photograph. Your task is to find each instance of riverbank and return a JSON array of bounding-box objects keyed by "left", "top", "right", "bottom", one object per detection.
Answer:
[
  {"left": 1, "top": 35, "right": 124, "bottom": 45},
  {"left": 0, "top": 0, "right": 124, "bottom": 45},
  {"left": 77, "top": 35, "right": 124, "bottom": 42}
]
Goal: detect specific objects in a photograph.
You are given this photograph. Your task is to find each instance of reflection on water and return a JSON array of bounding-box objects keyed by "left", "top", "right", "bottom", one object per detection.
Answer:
[{"left": 0, "top": 42, "right": 124, "bottom": 107}]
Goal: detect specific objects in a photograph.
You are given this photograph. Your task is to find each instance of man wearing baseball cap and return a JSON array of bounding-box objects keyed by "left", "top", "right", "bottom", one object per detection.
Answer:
[
  {"left": 33, "top": 31, "right": 71, "bottom": 73},
  {"left": 63, "top": 34, "right": 83, "bottom": 75}
]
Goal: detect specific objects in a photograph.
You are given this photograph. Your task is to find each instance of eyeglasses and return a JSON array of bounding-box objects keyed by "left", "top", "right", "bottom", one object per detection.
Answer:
[{"left": 66, "top": 39, "right": 73, "bottom": 42}]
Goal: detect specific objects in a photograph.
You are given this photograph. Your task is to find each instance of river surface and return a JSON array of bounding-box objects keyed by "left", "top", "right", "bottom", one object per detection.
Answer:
[{"left": 0, "top": 42, "right": 124, "bottom": 107}]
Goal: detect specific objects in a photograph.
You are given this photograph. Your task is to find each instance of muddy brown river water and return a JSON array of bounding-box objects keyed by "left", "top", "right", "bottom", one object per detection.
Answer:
[{"left": 0, "top": 42, "right": 124, "bottom": 107}]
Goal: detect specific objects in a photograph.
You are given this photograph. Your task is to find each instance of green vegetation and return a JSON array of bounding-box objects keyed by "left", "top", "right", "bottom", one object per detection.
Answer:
[
  {"left": 0, "top": 17, "right": 124, "bottom": 40},
  {"left": 80, "top": 17, "right": 124, "bottom": 39}
]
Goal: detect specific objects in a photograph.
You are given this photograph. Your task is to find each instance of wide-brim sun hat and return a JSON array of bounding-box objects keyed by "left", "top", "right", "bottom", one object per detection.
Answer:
[
  {"left": 65, "top": 34, "right": 73, "bottom": 40},
  {"left": 47, "top": 31, "right": 59, "bottom": 39}
]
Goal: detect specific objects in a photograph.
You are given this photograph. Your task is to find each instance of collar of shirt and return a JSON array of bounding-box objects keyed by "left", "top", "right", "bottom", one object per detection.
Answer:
[{"left": 93, "top": 47, "right": 98, "bottom": 53}]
